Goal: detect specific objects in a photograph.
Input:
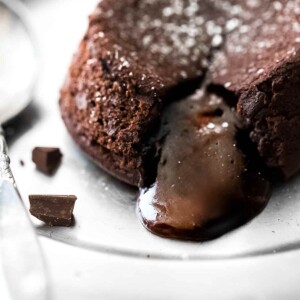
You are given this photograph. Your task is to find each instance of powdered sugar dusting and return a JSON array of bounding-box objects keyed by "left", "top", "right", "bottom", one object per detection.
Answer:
[
  {"left": 211, "top": 0, "right": 300, "bottom": 89},
  {"left": 92, "top": 0, "right": 225, "bottom": 83}
]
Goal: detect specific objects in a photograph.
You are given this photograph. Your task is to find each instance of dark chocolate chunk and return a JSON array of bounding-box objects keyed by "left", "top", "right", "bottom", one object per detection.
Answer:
[
  {"left": 29, "top": 195, "right": 77, "bottom": 227},
  {"left": 32, "top": 147, "right": 62, "bottom": 175},
  {"left": 138, "top": 91, "right": 271, "bottom": 240}
]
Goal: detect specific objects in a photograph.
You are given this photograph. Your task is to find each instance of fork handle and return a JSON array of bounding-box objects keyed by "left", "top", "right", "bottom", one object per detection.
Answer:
[
  {"left": 0, "top": 126, "right": 49, "bottom": 300},
  {"left": 0, "top": 127, "right": 14, "bottom": 184}
]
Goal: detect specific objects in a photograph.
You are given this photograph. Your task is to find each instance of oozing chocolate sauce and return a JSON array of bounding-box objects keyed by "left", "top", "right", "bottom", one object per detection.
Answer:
[{"left": 137, "top": 90, "right": 271, "bottom": 240}]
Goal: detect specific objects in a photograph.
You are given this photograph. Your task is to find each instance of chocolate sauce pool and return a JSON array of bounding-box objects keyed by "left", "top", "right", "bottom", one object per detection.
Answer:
[{"left": 137, "top": 91, "right": 271, "bottom": 241}]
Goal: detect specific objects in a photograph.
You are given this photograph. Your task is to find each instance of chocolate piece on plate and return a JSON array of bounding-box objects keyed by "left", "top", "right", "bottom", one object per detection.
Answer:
[
  {"left": 29, "top": 195, "right": 77, "bottom": 227},
  {"left": 32, "top": 147, "right": 62, "bottom": 175}
]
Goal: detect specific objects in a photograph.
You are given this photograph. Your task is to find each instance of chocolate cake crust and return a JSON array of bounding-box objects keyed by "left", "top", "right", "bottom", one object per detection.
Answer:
[
  {"left": 60, "top": 0, "right": 225, "bottom": 186},
  {"left": 210, "top": 0, "right": 300, "bottom": 178},
  {"left": 60, "top": 0, "right": 300, "bottom": 185}
]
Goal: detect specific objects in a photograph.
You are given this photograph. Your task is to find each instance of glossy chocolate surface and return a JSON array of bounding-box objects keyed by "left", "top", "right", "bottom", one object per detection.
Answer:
[{"left": 138, "top": 91, "right": 271, "bottom": 240}]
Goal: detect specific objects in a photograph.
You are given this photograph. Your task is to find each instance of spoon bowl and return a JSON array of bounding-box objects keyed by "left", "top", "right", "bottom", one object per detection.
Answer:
[{"left": 0, "top": 0, "right": 37, "bottom": 124}]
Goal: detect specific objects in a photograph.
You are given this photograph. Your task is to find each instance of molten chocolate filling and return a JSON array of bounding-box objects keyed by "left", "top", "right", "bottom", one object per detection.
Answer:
[{"left": 137, "top": 90, "right": 271, "bottom": 240}]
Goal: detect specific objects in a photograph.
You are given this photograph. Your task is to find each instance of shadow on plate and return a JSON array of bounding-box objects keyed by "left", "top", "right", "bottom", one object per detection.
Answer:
[{"left": 4, "top": 100, "right": 40, "bottom": 147}]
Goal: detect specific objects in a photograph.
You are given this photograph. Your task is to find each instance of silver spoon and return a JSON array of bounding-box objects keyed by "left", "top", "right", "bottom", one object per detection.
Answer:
[{"left": 0, "top": 1, "right": 48, "bottom": 299}]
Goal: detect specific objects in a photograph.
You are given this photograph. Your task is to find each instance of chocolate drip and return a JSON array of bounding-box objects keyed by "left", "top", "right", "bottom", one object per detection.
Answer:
[{"left": 137, "top": 91, "right": 271, "bottom": 240}]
